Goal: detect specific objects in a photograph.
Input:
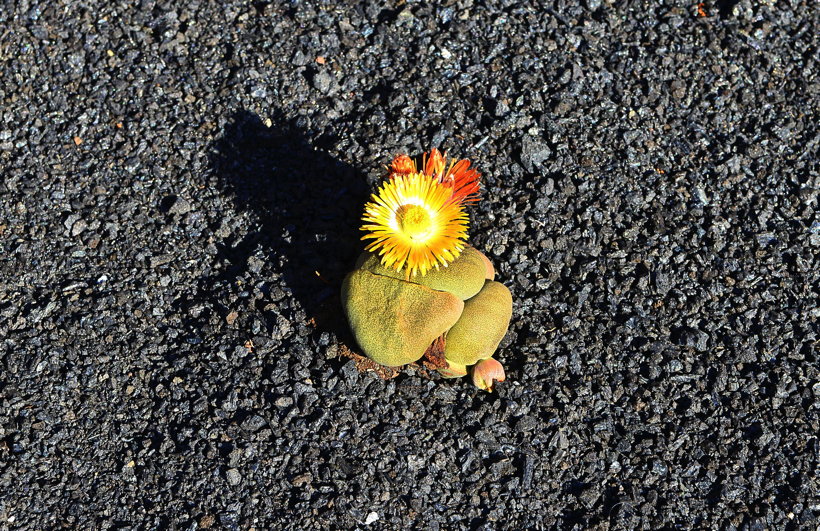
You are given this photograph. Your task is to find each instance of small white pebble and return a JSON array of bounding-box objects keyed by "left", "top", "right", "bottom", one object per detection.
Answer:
[
  {"left": 226, "top": 468, "right": 242, "bottom": 486},
  {"left": 364, "top": 512, "right": 379, "bottom": 525}
]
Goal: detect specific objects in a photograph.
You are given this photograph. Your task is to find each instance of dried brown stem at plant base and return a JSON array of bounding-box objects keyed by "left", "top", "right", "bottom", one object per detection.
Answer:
[
  {"left": 421, "top": 334, "right": 447, "bottom": 370},
  {"left": 326, "top": 327, "right": 447, "bottom": 381},
  {"left": 314, "top": 296, "right": 445, "bottom": 381}
]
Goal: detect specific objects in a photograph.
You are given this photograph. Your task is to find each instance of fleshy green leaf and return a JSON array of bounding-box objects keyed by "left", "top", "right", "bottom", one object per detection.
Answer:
[
  {"left": 341, "top": 269, "right": 464, "bottom": 367},
  {"left": 444, "top": 281, "right": 513, "bottom": 367},
  {"left": 437, "top": 359, "right": 467, "bottom": 379},
  {"left": 355, "top": 245, "right": 488, "bottom": 300}
]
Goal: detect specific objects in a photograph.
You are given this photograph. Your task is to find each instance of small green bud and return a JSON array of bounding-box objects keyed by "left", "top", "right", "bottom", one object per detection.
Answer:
[{"left": 471, "top": 358, "right": 506, "bottom": 392}]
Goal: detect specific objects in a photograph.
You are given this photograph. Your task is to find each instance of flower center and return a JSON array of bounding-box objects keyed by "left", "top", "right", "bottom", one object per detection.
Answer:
[{"left": 396, "top": 204, "right": 433, "bottom": 240}]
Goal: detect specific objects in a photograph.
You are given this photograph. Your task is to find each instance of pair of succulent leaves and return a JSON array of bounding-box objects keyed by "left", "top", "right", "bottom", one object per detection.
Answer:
[{"left": 342, "top": 246, "right": 512, "bottom": 376}]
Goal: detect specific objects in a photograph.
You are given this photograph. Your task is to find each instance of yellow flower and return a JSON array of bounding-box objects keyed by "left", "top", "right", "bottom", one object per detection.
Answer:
[{"left": 361, "top": 172, "right": 469, "bottom": 278}]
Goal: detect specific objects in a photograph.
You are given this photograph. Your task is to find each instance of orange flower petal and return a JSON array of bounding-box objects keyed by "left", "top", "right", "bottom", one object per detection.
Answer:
[
  {"left": 390, "top": 154, "right": 416, "bottom": 176},
  {"left": 424, "top": 148, "right": 446, "bottom": 177},
  {"left": 443, "top": 159, "right": 481, "bottom": 203}
]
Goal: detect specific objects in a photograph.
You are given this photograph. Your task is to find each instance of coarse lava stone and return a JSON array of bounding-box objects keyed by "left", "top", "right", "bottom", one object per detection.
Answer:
[{"left": 1, "top": 0, "right": 818, "bottom": 529}]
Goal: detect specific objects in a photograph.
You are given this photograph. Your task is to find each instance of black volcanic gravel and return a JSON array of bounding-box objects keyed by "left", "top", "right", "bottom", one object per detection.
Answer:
[{"left": 1, "top": 1, "right": 819, "bottom": 529}]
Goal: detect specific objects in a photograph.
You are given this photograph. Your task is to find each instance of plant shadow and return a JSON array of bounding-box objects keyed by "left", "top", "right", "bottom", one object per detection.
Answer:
[{"left": 208, "top": 110, "right": 369, "bottom": 341}]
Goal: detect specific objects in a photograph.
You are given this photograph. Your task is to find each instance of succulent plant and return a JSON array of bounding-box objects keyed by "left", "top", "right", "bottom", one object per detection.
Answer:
[
  {"left": 341, "top": 148, "right": 514, "bottom": 391},
  {"left": 343, "top": 246, "right": 513, "bottom": 389}
]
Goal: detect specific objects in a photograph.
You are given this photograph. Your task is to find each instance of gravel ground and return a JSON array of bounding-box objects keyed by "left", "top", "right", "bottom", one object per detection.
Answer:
[{"left": 1, "top": 0, "right": 819, "bottom": 529}]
